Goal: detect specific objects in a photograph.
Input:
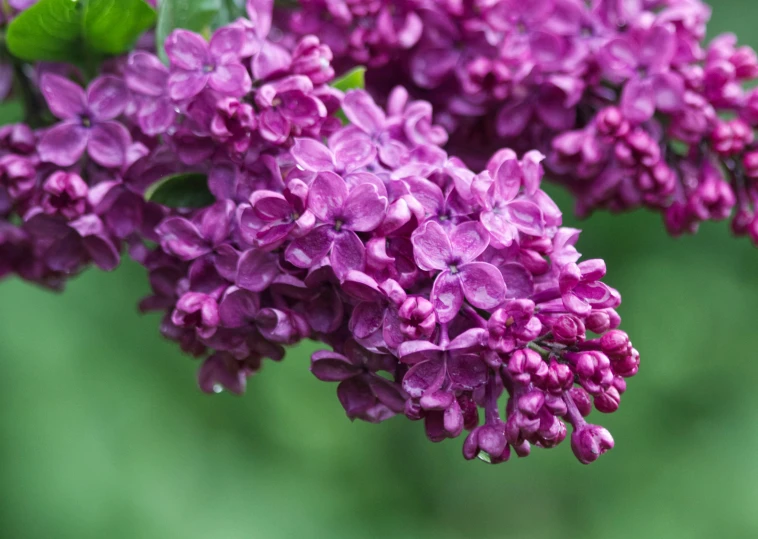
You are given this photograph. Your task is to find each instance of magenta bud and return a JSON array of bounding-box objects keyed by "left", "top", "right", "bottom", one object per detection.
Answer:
[
  {"left": 594, "top": 387, "right": 621, "bottom": 413},
  {"left": 540, "top": 359, "right": 573, "bottom": 394},
  {"left": 612, "top": 347, "right": 640, "bottom": 377},
  {"left": 553, "top": 314, "right": 585, "bottom": 344},
  {"left": 571, "top": 424, "right": 614, "bottom": 464},
  {"left": 507, "top": 349, "right": 547, "bottom": 385},
  {"left": 518, "top": 390, "right": 545, "bottom": 417},
  {"left": 595, "top": 106, "right": 629, "bottom": 138},
  {"left": 600, "top": 329, "right": 631, "bottom": 357},
  {"left": 569, "top": 387, "right": 592, "bottom": 417},
  {"left": 398, "top": 296, "right": 436, "bottom": 339}
]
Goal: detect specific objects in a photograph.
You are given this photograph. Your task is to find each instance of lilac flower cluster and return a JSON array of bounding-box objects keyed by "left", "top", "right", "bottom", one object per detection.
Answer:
[
  {"left": 0, "top": 1, "right": 639, "bottom": 464},
  {"left": 141, "top": 70, "right": 637, "bottom": 464},
  {"left": 282, "top": 0, "right": 758, "bottom": 243}
]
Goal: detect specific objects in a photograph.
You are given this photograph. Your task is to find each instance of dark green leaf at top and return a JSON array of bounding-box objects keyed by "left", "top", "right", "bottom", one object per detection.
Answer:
[
  {"left": 145, "top": 173, "right": 215, "bottom": 209},
  {"left": 6, "top": 0, "right": 85, "bottom": 63},
  {"left": 83, "top": 0, "right": 157, "bottom": 55},
  {"left": 6, "top": 0, "right": 157, "bottom": 63}
]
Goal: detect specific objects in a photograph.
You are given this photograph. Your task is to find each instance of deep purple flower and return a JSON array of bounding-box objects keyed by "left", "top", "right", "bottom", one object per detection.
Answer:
[
  {"left": 125, "top": 52, "right": 177, "bottom": 136},
  {"left": 165, "top": 28, "right": 253, "bottom": 101},
  {"left": 285, "top": 171, "right": 387, "bottom": 277},
  {"left": 38, "top": 74, "right": 131, "bottom": 168},
  {"left": 312, "top": 340, "right": 406, "bottom": 423},
  {"left": 411, "top": 220, "right": 506, "bottom": 323},
  {"left": 255, "top": 76, "right": 327, "bottom": 143},
  {"left": 40, "top": 171, "right": 88, "bottom": 219}
]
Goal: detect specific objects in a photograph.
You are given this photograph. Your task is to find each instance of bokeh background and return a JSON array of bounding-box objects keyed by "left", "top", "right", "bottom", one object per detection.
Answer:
[{"left": 2, "top": 2, "right": 758, "bottom": 538}]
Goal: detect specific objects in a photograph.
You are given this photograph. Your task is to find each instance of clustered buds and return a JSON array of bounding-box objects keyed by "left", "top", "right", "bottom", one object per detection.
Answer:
[
  {"left": 0, "top": 0, "right": 642, "bottom": 465},
  {"left": 281, "top": 0, "right": 758, "bottom": 244}
]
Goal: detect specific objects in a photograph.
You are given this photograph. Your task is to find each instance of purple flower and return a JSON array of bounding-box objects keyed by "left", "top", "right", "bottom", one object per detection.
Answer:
[
  {"left": 242, "top": 179, "right": 314, "bottom": 249},
  {"left": 38, "top": 74, "right": 131, "bottom": 168},
  {"left": 255, "top": 75, "right": 327, "bottom": 143},
  {"left": 571, "top": 423, "right": 615, "bottom": 465},
  {"left": 411, "top": 220, "right": 506, "bottom": 323},
  {"left": 284, "top": 171, "right": 387, "bottom": 277},
  {"left": 165, "top": 28, "right": 253, "bottom": 101},
  {"left": 156, "top": 201, "right": 235, "bottom": 261},
  {"left": 559, "top": 260, "right": 621, "bottom": 316},
  {"left": 601, "top": 23, "right": 685, "bottom": 123},
  {"left": 125, "top": 52, "right": 177, "bottom": 136},
  {"left": 172, "top": 292, "right": 221, "bottom": 339},
  {"left": 311, "top": 340, "right": 406, "bottom": 423},
  {"left": 40, "top": 171, "right": 88, "bottom": 220},
  {"left": 473, "top": 152, "right": 546, "bottom": 247}
]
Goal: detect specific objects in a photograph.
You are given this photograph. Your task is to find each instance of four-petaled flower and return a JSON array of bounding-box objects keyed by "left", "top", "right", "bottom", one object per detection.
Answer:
[{"left": 411, "top": 220, "right": 506, "bottom": 323}]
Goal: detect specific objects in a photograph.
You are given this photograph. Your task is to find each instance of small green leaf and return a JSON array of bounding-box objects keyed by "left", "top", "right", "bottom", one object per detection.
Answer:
[
  {"left": 83, "top": 0, "right": 157, "bottom": 55},
  {"left": 6, "top": 0, "right": 156, "bottom": 63},
  {"left": 0, "top": 100, "right": 26, "bottom": 126},
  {"left": 156, "top": 0, "right": 223, "bottom": 64},
  {"left": 6, "top": 0, "right": 86, "bottom": 63},
  {"left": 145, "top": 173, "right": 215, "bottom": 209},
  {"left": 331, "top": 67, "right": 366, "bottom": 92}
]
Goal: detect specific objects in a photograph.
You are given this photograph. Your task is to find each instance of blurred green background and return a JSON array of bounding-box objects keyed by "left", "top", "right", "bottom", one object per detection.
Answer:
[{"left": 2, "top": 2, "right": 758, "bottom": 538}]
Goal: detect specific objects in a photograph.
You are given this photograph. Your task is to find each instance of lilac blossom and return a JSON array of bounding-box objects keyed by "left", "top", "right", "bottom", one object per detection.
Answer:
[
  {"left": 38, "top": 74, "right": 131, "bottom": 168},
  {"left": 0, "top": 3, "right": 640, "bottom": 467},
  {"left": 280, "top": 0, "right": 758, "bottom": 245},
  {"left": 165, "top": 28, "right": 253, "bottom": 101}
]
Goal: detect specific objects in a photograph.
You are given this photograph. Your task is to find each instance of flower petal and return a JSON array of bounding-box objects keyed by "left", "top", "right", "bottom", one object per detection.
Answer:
[
  {"left": 156, "top": 217, "right": 210, "bottom": 260},
  {"left": 88, "top": 122, "right": 131, "bottom": 168},
  {"left": 87, "top": 76, "right": 128, "bottom": 120},
  {"left": 209, "top": 62, "right": 252, "bottom": 96},
  {"left": 431, "top": 269, "right": 463, "bottom": 323},
  {"left": 505, "top": 200, "right": 545, "bottom": 237},
  {"left": 343, "top": 183, "right": 387, "bottom": 232},
  {"left": 125, "top": 52, "right": 168, "bottom": 96},
  {"left": 83, "top": 235, "right": 120, "bottom": 271},
  {"left": 218, "top": 287, "right": 259, "bottom": 329},
  {"left": 450, "top": 221, "right": 489, "bottom": 263},
  {"left": 342, "top": 90, "right": 386, "bottom": 134},
  {"left": 311, "top": 350, "right": 361, "bottom": 381},
  {"left": 291, "top": 137, "right": 335, "bottom": 172},
  {"left": 168, "top": 70, "right": 209, "bottom": 101},
  {"left": 458, "top": 262, "right": 506, "bottom": 310},
  {"left": 165, "top": 29, "right": 210, "bottom": 70},
  {"left": 480, "top": 210, "right": 518, "bottom": 247},
  {"left": 236, "top": 249, "right": 278, "bottom": 292},
  {"left": 38, "top": 121, "right": 88, "bottom": 167},
  {"left": 209, "top": 26, "right": 247, "bottom": 62},
  {"left": 402, "top": 359, "right": 446, "bottom": 398},
  {"left": 349, "top": 302, "right": 385, "bottom": 339},
  {"left": 330, "top": 230, "right": 366, "bottom": 278},
  {"left": 411, "top": 220, "right": 452, "bottom": 271},
  {"left": 40, "top": 74, "right": 86, "bottom": 119},
  {"left": 447, "top": 353, "right": 488, "bottom": 390},
  {"left": 284, "top": 225, "right": 333, "bottom": 268},
  {"left": 307, "top": 171, "right": 347, "bottom": 222}
]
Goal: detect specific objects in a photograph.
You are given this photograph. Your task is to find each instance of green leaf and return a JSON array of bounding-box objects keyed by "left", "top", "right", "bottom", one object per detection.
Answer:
[
  {"left": 0, "top": 100, "right": 26, "bottom": 126},
  {"left": 83, "top": 0, "right": 157, "bottom": 55},
  {"left": 6, "top": 0, "right": 157, "bottom": 63},
  {"left": 145, "top": 173, "right": 215, "bottom": 209},
  {"left": 6, "top": 0, "right": 86, "bottom": 63},
  {"left": 331, "top": 67, "right": 366, "bottom": 92},
  {"left": 156, "top": 0, "right": 223, "bottom": 63}
]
